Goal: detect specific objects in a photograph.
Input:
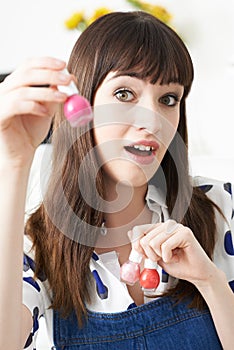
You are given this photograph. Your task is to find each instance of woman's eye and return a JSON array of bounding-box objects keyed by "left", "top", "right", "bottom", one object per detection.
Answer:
[
  {"left": 160, "top": 94, "right": 178, "bottom": 106},
  {"left": 114, "top": 89, "right": 134, "bottom": 102}
]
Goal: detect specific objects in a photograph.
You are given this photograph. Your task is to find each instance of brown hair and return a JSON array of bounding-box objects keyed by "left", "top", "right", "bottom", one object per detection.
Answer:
[{"left": 26, "top": 11, "right": 219, "bottom": 324}]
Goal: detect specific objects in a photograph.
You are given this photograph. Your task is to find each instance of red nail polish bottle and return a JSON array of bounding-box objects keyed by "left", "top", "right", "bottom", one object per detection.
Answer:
[
  {"left": 120, "top": 250, "right": 142, "bottom": 286},
  {"left": 140, "top": 259, "right": 160, "bottom": 292}
]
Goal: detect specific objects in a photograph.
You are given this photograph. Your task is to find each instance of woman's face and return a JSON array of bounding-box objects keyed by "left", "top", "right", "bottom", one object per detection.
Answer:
[{"left": 93, "top": 72, "right": 184, "bottom": 188}]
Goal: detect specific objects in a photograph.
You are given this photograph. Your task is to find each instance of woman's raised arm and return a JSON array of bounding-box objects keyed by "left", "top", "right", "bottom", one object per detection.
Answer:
[{"left": 0, "top": 57, "right": 70, "bottom": 349}]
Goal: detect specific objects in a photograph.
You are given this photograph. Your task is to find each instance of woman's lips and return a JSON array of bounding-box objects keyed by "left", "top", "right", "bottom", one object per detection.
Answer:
[
  {"left": 123, "top": 140, "right": 159, "bottom": 165},
  {"left": 126, "top": 139, "right": 159, "bottom": 150}
]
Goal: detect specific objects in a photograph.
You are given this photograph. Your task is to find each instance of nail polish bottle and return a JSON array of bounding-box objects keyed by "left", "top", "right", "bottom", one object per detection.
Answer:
[
  {"left": 139, "top": 259, "right": 160, "bottom": 292},
  {"left": 120, "top": 250, "right": 142, "bottom": 286},
  {"left": 58, "top": 69, "right": 93, "bottom": 127}
]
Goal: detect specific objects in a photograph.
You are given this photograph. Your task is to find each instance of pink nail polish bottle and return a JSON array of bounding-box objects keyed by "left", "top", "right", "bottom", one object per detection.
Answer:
[
  {"left": 59, "top": 69, "right": 93, "bottom": 127},
  {"left": 120, "top": 250, "right": 142, "bottom": 286},
  {"left": 139, "top": 259, "right": 160, "bottom": 292}
]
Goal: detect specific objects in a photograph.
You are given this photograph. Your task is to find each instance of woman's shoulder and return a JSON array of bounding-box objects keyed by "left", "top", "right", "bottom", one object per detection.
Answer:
[
  {"left": 192, "top": 175, "right": 232, "bottom": 189},
  {"left": 192, "top": 175, "right": 233, "bottom": 222},
  {"left": 192, "top": 175, "right": 233, "bottom": 199}
]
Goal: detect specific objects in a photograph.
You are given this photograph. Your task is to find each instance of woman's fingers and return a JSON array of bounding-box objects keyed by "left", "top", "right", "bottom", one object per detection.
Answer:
[
  {"left": 0, "top": 56, "right": 72, "bottom": 164},
  {"left": 128, "top": 224, "right": 160, "bottom": 258},
  {"left": 130, "top": 221, "right": 216, "bottom": 285},
  {"left": 19, "top": 56, "right": 66, "bottom": 70},
  {"left": 131, "top": 220, "right": 189, "bottom": 263},
  {"left": 0, "top": 57, "right": 70, "bottom": 123},
  {"left": 0, "top": 87, "right": 65, "bottom": 123},
  {"left": 160, "top": 228, "right": 192, "bottom": 263},
  {"left": 4, "top": 68, "right": 71, "bottom": 91},
  {"left": 14, "top": 86, "right": 67, "bottom": 103},
  {"left": 2, "top": 57, "right": 72, "bottom": 94},
  {"left": 6, "top": 57, "right": 66, "bottom": 77}
]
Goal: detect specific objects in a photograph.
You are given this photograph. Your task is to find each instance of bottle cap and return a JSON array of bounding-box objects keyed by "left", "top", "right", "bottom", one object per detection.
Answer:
[
  {"left": 58, "top": 69, "right": 79, "bottom": 96},
  {"left": 58, "top": 80, "right": 79, "bottom": 96},
  {"left": 144, "top": 258, "right": 158, "bottom": 269},
  {"left": 129, "top": 249, "right": 142, "bottom": 263}
]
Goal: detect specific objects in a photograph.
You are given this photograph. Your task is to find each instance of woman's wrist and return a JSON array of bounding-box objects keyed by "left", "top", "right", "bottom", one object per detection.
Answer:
[
  {"left": 194, "top": 264, "right": 227, "bottom": 297},
  {"left": 0, "top": 158, "right": 33, "bottom": 195},
  {"left": 0, "top": 153, "right": 34, "bottom": 173}
]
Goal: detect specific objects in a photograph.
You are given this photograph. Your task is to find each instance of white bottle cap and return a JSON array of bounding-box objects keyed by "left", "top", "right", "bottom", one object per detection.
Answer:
[
  {"left": 58, "top": 68, "right": 79, "bottom": 96},
  {"left": 129, "top": 249, "right": 142, "bottom": 263},
  {"left": 144, "top": 258, "right": 158, "bottom": 269}
]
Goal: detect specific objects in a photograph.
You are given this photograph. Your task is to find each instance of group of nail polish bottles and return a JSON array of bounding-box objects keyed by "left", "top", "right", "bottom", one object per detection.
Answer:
[{"left": 120, "top": 250, "right": 160, "bottom": 292}]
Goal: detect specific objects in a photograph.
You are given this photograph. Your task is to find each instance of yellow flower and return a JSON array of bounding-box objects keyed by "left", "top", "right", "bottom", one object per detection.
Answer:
[
  {"left": 126, "top": 1, "right": 172, "bottom": 24},
  {"left": 65, "top": 1, "right": 173, "bottom": 32},
  {"left": 147, "top": 5, "right": 172, "bottom": 24},
  {"left": 87, "top": 7, "right": 111, "bottom": 26},
  {"left": 64, "top": 12, "right": 85, "bottom": 30}
]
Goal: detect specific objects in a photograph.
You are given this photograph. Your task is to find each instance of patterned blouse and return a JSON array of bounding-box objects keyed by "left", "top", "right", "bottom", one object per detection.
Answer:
[{"left": 22, "top": 172, "right": 234, "bottom": 349}]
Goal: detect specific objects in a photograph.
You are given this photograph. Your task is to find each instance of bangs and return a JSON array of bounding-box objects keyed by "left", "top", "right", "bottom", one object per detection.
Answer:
[
  {"left": 69, "top": 11, "right": 194, "bottom": 102},
  {"left": 92, "top": 12, "right": 193, "bottom": 94}
]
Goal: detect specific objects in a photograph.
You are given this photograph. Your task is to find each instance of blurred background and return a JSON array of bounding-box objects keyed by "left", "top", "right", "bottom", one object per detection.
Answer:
[
  {"left": 1, "top": 0, "right": 234, "bottom": 182},
  {"left": 0, "top": 0, "right": 234, "bottom": 346}
]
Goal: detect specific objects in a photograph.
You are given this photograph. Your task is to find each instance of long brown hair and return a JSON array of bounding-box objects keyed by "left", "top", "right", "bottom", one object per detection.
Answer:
[{"left": 26, "top": 11, "right": 219, "bottom": 324}]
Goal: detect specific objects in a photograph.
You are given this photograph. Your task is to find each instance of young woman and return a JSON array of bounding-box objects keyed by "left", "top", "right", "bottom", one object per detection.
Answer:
[{"left": 0, "top": 11, "right": 233, "bottom": 350}]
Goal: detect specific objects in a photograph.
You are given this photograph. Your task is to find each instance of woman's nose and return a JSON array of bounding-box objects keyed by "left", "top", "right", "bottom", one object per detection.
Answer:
[{"left": 132, "top": 103, "right": 162, "bottom": 135}]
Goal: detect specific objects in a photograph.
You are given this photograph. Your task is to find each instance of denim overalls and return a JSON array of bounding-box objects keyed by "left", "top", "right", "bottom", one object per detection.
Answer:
[{"left": 52, "top": 296, "right": 222, "bottom": 349}]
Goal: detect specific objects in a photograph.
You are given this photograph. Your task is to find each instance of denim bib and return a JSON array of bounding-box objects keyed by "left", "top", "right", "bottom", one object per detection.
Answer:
[{"left": 52, "top": 296, "right": 222, "bottom": 349}]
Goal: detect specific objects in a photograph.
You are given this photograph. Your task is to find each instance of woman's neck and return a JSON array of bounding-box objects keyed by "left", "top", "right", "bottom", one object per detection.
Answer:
[
  {"left": 95, "top": 180, "right": 152, "bottom": 252},
  {"left": 104, "top": 178, "right": 148, "bottom": 223}
]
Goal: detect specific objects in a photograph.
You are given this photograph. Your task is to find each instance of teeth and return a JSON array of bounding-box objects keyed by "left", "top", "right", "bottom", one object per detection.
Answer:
[{"left": 133, "top": 145, "right": 153, "bottom": 151}]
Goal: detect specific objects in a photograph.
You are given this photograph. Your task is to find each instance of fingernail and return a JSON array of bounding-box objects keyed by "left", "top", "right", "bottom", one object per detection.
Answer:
[
  {"left": 54, "top": 91, "right": 66, "bottom": 100},
  {"left": 58, "top": 73, "right": 70, "bottom": 82},
  {"left": 54, "top": 59, "right": 66, "bottom": 66},
  {"left": 40, "top": 105, "right": 48, "bottom": 113},
  {"left": 132, "top": 227, "right": 142, "bottom": 241}
]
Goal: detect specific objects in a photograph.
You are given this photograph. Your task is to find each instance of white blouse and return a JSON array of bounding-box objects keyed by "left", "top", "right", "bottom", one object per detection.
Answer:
[{"left": 22, "top": 147, "right": 234, "bottom": 349}]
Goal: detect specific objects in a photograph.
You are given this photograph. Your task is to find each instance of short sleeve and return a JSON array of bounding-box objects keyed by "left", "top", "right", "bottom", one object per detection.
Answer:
[
  {"left": 23, "top": 145, "right": 52, "bottom": 348},
  {"left": 22, "top": 259, "right": 44, "bottom": 349},
  {"left": 193, "top": 176, "right": 234, "bottom": 291},
  {"left": 22, "top": 236, "right": 49, "bottom": 350}
]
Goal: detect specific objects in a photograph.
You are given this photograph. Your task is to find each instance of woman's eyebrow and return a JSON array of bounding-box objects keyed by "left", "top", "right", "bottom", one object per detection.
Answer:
[{"left": 105, "top": 74, "right": 142, "bottom": 83}]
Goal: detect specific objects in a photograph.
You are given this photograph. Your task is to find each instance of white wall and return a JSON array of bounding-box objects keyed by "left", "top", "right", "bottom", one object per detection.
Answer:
[
  {"left": 1, "top": 2, "right": 234, "bottom": 347},
  {"left": 1, "top": 0, "right": 234, "bottom": 181}
]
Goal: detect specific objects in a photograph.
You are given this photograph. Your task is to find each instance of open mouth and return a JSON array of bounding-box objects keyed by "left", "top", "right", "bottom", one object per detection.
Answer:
[{"left": 124, "top": 145, "right": 155, "bottom": 157}]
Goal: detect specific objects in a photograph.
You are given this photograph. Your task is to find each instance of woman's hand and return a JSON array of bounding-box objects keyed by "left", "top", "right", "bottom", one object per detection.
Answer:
[
  {"left": 130, "top": 220, "right": 218, "bottom": 288},
  {"left": 0, "top": 56, "right": 72, "bottom": 166},
  {"left": 130, "top": 221, "right": 234, "bottom": 349}
]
